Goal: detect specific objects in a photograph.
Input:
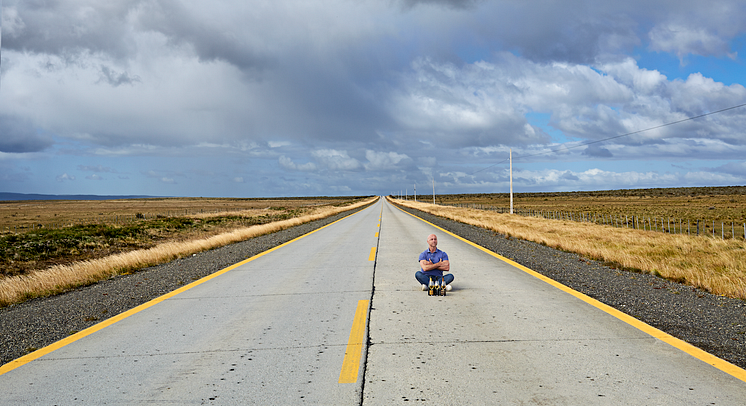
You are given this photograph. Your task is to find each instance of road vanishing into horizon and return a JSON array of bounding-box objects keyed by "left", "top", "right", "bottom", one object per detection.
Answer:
[{"left": 1, "top": 197, "right": 745, "bottom": 404}]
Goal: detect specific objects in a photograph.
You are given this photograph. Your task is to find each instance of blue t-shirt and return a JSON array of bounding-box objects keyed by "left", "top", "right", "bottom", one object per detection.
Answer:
[{"left": 419, "top": 248, "right": 449, "bottom": 277}]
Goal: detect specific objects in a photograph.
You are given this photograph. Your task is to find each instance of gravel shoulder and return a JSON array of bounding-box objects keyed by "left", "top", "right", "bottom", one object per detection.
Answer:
[
  {"left": 394, "top": 204, "right": 746, "bottom": 370},
  {"left": 2, "top": 201, "right": 745, "bottom": 372}
]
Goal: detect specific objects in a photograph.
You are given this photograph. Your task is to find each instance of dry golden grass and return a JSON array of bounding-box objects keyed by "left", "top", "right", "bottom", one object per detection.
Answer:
[
  {"left": 393, "top": 198, "right": 746, "bottom": 300},
  {"left": 0, "top": 197, "right": 377, "bottom": 307},
  {"left": 0, "top": 196, "right": 365, "bottom": 233},
  {"left": 436, "top": 187, "right": 746, "bottom": 239}
]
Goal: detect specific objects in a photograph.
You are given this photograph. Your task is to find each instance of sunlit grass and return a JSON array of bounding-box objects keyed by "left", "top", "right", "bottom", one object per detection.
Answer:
[
  {"left": 393, "top": 198, "right": 746, "bottom": 300},
  {"left": 0, "top": 197, "right": 377, "bottom": 307}
]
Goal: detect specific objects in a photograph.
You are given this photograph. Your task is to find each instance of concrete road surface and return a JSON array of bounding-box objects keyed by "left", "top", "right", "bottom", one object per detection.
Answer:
[
  {"left": 1, "top": 196, "right": 745, "bottom": 405},
  {"left": 0, "top": 199, "right": 382, "bottom": 404},
  {"left": 364, "top": 198, "right": 746, "bottom": 405}
]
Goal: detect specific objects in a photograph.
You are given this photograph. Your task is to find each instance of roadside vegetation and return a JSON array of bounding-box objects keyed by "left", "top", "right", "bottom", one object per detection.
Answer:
[
  {"left": 433, "top": 186, "right": 746, "bottom": 238},
  {"left": 0, "top": 196, "right": 376, "bottom": 307},
  {"left": 391, "top": 196, "right": 746, "bottom": 300}
]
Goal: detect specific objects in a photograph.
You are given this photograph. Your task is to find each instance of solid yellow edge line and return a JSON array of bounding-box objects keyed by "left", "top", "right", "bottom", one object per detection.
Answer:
[
  {"left": 0, "top": 203, "right": 373, "bottom": 377},
  {"left": 339, "top": 299, "right": 370, "bottom": 383},
  {"left": 390, "top": 200, "right": 746, "bottom": 384}
]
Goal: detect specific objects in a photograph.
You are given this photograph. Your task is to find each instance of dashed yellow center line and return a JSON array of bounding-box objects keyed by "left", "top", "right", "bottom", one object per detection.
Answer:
[
  {"left": 368, "top": 247, "right": 377, "bottom": 261},
  {"left": 339, "top": 300, "right": 370, "bottom": 383}
]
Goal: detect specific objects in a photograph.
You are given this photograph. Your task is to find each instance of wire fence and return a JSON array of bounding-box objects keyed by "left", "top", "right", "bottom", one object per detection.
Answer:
[{"left": 444, "top": 203, "right": 746, "bottom": 241}]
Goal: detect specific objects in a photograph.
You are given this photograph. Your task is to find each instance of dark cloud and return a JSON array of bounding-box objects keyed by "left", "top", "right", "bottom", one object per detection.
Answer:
[
  {"left": 400, "top": 0, "right": 484, "bottom": 9},
  {"left": 711, "top": 161, "right": 746, "bottom": 176},
  {"left": 135, "top": 0, "right": 276, "bottom": 72},
  {"left": 560, "top": 170, "right": 580, "bottom": 181},
  {"left": 4, "top": 0, "right": 275, "bottom": 72},
  {"left": 583, "top": 144, "right": 614, "bottom": 158},
  {"left": 98, "top": 66, "right": 141, "bottom": 87},
  {"left": 2, "top": 0, "right": 140, "bottom": 60},
  {"left": 0, "top": 115, "right": 53, "bottom": 153}
]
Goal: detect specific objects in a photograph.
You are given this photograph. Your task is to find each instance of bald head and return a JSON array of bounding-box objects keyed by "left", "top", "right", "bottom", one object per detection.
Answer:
[{"left": 427, "top": 234, "right": 438, "bottom": 252}]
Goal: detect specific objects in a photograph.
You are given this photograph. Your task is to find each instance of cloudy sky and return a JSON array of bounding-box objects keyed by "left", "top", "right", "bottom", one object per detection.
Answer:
[{"left": 1, "top": 0, "right": 745, "bottom": 197}]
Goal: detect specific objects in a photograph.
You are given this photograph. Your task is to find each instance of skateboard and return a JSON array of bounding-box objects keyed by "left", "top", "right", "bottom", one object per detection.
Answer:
[{"left": 427, "top": 276, "right": 447, "bottom": 296}]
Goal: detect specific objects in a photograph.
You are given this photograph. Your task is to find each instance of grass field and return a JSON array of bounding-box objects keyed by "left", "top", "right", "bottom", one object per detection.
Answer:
[
  {"left": 0, "top": 196, "right": 374, "bottom": 307},
  {"left": 0, "top": 196, "right": 371, "bottom": 277},
  {"left": 430, "top": 186, "right": 746, "bottom": 239},
  {"left": 0, "top": 196, "right": 361, "bottom": 233}
]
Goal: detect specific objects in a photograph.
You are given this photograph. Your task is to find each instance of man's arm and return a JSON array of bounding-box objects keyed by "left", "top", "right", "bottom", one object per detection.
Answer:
[{"left": 420, "top": 259, "right": 450, "bottom": 272}]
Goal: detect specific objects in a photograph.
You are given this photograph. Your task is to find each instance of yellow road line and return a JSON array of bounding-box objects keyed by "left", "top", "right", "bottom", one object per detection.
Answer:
[
  {"left": 0, "top": 207, "right": 368, "bottom": 377},
  {"left": 368, "top": 247, "right": 377, "bottom": 261},
  {"left": 375, "top": 232, "right": 379, "bottom": 237},
  {"left": 392, "top": 202, "right": 746, "bottom": 384},
  {"left": 338, "top": 299, "right": 370, "bottom": 383}
]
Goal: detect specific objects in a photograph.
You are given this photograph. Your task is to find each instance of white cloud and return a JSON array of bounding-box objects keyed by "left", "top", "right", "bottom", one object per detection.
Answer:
[
  {"left": 649, "top": 23, "right": 735, "bottom": 61},
  {"left": 1, "top": 6, "right": 26, "bottom": 37},
  {"left": 279, "top": 155, "right": 318, "bottom": 171},
  {"left": 388, "top": 54, "right": 746, "bottom": 159},
  {"left": 310, "top": 149, "right": 361, "bottom": 171},
  {"left": 56, "top": 173, "right": 75, "bottom": 182},
  {"left": 364, "top": 150, "right": 410, "bottom": 170}
]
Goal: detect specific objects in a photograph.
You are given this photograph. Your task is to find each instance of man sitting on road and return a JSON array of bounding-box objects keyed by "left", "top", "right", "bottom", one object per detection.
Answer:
[{"left": 416, "top": 233, "right": 454, "bottom": 291}]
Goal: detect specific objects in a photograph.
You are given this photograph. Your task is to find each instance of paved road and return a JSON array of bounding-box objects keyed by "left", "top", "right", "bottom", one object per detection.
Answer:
[
  {"left": 2, "top": 197, "right": 746, "bottom": 405},
  {"left": 365, "top": 198, "right": 746, "bottom": 404},
  {"left": 0, "top": 199, "right": 381, "bottom": 404}
]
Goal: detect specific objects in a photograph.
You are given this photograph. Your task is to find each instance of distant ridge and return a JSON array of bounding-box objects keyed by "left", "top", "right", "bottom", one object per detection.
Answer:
[{"left": 0, "top": 192, "right": 164, "bottom": 201}]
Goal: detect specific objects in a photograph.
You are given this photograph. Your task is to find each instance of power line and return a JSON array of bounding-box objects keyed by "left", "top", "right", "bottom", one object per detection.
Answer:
[{"left": 470, "top": 102, "right": 746, "bottom": 175}]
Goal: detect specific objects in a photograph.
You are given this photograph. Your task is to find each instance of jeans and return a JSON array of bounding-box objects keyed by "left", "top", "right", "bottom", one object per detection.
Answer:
[{"left": 415, "top": 271, "right": 454, "bottom": 286}]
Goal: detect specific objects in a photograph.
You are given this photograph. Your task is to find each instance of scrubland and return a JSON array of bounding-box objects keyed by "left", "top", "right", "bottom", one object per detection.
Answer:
[
  {"left": 0, "top": 196, "right": 376, "bottom": 307},
  {"left": 436, "top": 186, "right": 746, "bottom": 235},
  {"left": 393, "top": 197, "right": 746, "bottom": 300}
]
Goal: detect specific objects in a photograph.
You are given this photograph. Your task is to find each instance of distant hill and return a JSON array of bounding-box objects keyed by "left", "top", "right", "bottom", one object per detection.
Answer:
[{"left": 0, "top": 192, "right": 163, "bottom": 201}]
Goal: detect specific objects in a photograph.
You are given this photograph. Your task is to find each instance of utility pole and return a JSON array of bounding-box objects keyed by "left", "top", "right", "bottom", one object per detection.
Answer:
[
  {"left": 432, "top": 179, "right": 435, "bottom": 204},
  {"left": 510, "top": 148, "right": 513, "bottom": 214},
  {"left": 414, "top": 184, "right": 416, "bottom": 201}
]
